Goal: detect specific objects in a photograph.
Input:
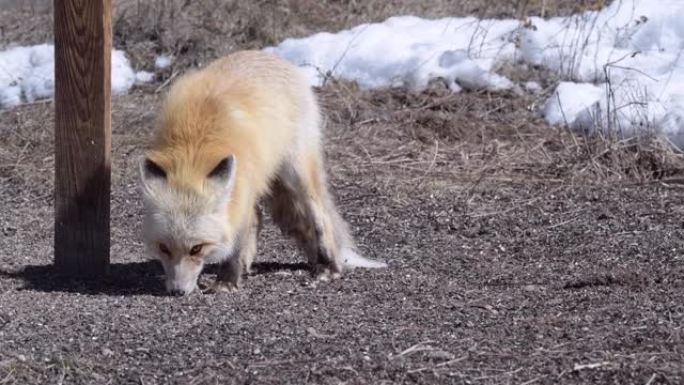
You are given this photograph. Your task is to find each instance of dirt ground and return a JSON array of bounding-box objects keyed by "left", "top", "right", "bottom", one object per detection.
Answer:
[{"left": 1, "top": 1, "right": 683, "bottom": 384}]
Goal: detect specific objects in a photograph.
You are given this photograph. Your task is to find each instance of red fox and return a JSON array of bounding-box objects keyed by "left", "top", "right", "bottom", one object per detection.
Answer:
[{"left": 140, "top": 50, "right": 387, "bottom": 296}]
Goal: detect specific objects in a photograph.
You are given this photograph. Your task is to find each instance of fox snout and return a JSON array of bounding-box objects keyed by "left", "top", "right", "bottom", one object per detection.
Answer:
[
  {"left": 161, "top": 259, "right": 203, "bottom": 296},
  {"left": 164, "top": 277, "right": 197, "bottom": 296},
  {"left": 168, "top": 288, "right": 185, "bottom": 297}
]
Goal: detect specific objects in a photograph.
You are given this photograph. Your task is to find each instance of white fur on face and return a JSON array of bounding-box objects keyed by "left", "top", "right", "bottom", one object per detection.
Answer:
[
  {"left": 139, "top": 156, "right": 238, "bottom": 295},
  {"left": 140, "top": 177, "right": 237, "bottom": 295},
  {"left": 142, "top": 200, "right": 236, "bottom": 295}
]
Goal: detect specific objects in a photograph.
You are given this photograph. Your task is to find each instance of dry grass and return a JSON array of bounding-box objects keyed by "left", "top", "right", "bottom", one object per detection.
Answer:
[
  {"left": 0, "top": 0, "right": 682, "bottom": 191},
  {"left": 319, "top": 79, "right": 683, "bottom": 192},
  {"left": 2, "top": 78, "right": 681, "bottom": 210}
]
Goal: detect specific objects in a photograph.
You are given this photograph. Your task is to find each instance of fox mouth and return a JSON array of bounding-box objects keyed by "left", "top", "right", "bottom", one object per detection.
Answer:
[
  {"left": 165, "top": 278, "right": 199, "bottom": 296},
  {"left": 167, "top": 288, "right": 190, "bottom": 296}
]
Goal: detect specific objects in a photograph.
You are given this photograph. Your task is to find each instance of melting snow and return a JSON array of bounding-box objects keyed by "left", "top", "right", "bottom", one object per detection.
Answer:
[
  {"left": 267, "top": 0, "right": 684, "bottom": 148},
  {"left": 0, "top": 44, "right": 151, "bottom": 108},
  {"left": 154, "top": 54, "right": 173, "bottom": 70}
]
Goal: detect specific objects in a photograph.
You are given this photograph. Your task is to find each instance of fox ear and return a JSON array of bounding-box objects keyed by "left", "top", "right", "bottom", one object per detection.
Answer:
[
  {"left": 142, "top": 158, "right": 167, "bottom": 180},
  {"left": 140, "top": 157, "right": 167, "bottom": 196},
  {"left": 208, "top": 155, "right": 236, "bottom": 199},
  {"left": 208, "top": 155, "right": 234, "bottom": 180}
]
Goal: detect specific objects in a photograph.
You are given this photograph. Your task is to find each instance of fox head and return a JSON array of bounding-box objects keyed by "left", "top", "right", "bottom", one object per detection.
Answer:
[{"left": 139, "top": 155, "right": 237, "bottom": 295}]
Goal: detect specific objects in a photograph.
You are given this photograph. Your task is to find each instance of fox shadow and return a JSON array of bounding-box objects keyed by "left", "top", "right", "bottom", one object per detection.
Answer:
[{"left": 0, "top": 260, "right": 309, "bottom": 296}]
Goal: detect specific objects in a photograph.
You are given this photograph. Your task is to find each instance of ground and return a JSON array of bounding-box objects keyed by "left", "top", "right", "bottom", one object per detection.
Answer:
[{"left": 1, "top": 1, "right": 683, "bottom": 384}]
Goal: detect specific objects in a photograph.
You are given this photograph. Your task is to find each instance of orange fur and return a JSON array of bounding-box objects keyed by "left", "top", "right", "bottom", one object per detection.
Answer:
[{"left": 146, "top": 51, "right": 306, "bottom": 230}]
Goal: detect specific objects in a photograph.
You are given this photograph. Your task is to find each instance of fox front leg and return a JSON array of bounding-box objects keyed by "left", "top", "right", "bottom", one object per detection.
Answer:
[
  {"left": 209, "top": 255, "right": 242, "bottom": 293},
  {"left": 209, "top": 213, "right": 260, "bottom": 293}
]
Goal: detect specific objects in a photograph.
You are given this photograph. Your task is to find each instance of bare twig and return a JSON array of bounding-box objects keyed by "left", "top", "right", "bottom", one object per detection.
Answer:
[{"left": 573, "top": 361, "right": 612, "bottom": 371}]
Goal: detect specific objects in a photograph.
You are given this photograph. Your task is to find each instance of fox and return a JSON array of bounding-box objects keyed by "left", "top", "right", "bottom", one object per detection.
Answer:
[{"left": 139, "top": 50, "right": 387, "bottom": 296}]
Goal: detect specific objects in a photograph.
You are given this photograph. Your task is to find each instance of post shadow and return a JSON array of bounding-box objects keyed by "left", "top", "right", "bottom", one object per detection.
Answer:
[{"left": 0, "top": 260, "right": 310, "bottom": 296}]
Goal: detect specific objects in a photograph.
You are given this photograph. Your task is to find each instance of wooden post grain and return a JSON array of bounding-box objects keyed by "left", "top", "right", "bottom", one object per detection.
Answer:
[{"left": 54, "top": 0, "right": 112, "bottom": 276}]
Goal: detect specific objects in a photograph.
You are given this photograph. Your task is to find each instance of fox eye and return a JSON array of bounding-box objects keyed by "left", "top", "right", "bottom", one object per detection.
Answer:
[
  {"left": 159, "top": 243, "right": 171, "bottom": 256},
  {"left": 189, "top": 244, "right": 203, "bottom": 256}
]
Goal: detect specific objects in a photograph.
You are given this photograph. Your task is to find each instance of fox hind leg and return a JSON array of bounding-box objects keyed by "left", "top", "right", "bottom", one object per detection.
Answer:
[{"left": 269, "top": 152, "right": 346, "bottom": 279}]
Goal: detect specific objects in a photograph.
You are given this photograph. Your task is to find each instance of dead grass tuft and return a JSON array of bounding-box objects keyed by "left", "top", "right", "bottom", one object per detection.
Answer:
[
  {"left": 0, "top": 0, "right": 681, "bottom": 194},
  {"left": 319, "top": 80, "right": 684, "bottom": 188}
]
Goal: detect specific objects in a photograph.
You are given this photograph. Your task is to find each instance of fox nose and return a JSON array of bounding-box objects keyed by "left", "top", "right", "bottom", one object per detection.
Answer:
[{"left": 168, "top": 288, "right": 185, "bottom": 297}]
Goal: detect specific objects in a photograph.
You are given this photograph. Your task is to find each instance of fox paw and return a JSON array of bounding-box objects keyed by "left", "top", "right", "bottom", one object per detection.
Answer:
[
  {"left": 201, "top": 281, "right": 239, "bottom": 294},
  {"left": 313, "top": 266, "right": 341, "bottom": 282}
]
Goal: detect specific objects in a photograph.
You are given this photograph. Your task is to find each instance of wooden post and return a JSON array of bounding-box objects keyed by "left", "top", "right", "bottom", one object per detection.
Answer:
[{"left": 54, "top": 0, "right": 112, "bottom": 276}]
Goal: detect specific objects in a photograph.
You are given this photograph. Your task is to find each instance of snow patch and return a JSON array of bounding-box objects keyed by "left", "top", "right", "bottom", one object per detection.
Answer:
[
  {"left": 135, "top": 71, "right": 155, "bottom": 83},
  {"left": 154, "top": 55, "right": 173, "bottom": 70},
  {"left": 524, "top": 81, "right": 542, "bottom": 93},
  {"left": 544, "top": 82, "right": 604, "bottom": 126},
  {"left": 267, "top": 0, "right": 684, "bottom": 148},
  {"left": 0, "top": 44, "right": 151, "bottom": 108},
  {"left": 266, "top": 15, "right": 520, "bottom": 91}
]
